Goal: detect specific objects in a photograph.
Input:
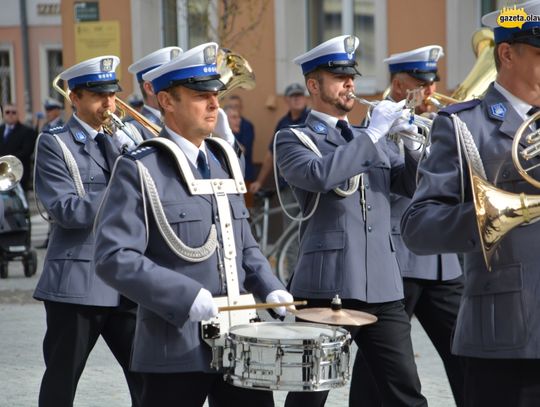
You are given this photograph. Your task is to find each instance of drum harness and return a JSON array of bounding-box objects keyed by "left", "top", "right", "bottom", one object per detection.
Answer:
[{"left": 134, "top": 136, "right": 258, "bottom": 369}]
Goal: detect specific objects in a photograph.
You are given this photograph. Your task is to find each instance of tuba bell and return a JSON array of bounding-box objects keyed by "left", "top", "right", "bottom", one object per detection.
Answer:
[{"left": 0, "top": 155, "right": 23, "bottom": 191}]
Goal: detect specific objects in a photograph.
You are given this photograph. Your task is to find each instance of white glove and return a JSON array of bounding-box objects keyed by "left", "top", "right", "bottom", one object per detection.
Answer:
[
  {"left": 112, "top": 126, "right": 137, "bottom": 152},
  {"left": 365, "top": 99, "right": 407, "bottom": 143},
  {"left": 266, "top": 289, "right": 294, "bottom": 317},
  {"left": 390, "top": 114, "right": 422, "bottom": 151},
  {"left": 212, "top": 107, "right": 236, "bottom": 146},
  {"left": 188, "top": 288, "right": 218, "bottom": 322}
]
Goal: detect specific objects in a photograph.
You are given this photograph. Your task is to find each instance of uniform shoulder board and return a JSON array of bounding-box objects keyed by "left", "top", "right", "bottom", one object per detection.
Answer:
[
  {"left": 126, "top": 145, "right": 157, "bottom": 160},
  {"left": 288, "top": 123, "right": 305, "bottom": 128},
  {"left": 46, "top": 125, "right": 67, "bottom": 135},
  {"left": 439, "top": 99, "right": 481, "bottom": 116}
]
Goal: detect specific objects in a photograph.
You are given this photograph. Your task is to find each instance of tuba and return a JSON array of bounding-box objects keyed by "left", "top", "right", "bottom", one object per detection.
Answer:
[{"left": 426, "top": 28, "right": 496, "bottom": 109}]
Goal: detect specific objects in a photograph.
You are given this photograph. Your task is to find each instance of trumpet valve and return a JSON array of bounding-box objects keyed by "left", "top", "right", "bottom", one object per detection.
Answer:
[{"left": 526, "top": 130, "right": 540, "bottom": 145}]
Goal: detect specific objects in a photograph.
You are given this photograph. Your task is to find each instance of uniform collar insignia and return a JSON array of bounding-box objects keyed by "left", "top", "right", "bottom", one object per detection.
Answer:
[
  {"left": 489, "top": 102, "right": 507, "bottom": 120},
  {"left": 313, "top": 121, "right": 327, "bottom": 134},
  {"left": 74, "top": 131, "right": 86, "bottom": 142}
]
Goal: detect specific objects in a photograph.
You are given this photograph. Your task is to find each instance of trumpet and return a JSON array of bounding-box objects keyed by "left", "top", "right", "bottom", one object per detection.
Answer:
[{"left": 347, "top": 92, "right": 431, "bottom": 146}]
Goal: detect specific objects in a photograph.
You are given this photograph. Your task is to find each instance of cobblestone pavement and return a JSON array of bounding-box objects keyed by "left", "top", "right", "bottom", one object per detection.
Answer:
[{"left": 0, "top": 203, "right": 455, "bottom": 406}]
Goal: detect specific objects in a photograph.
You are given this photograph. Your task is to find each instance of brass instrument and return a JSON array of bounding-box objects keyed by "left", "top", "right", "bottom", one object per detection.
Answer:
[
  {"left": 469, "top": 112, "right": 540, "bottom": 269},
  {"left": 0, "top": 155, "right": 23, "bottom": 191},
  {"left": 54, "top": 48, "right": 256, "bottom": 138},
  {"left": 426, "top": 28, "right": 496, "bottom": 109},
  {"left": 347, "top": 92, "right": 431, "bottom": 147}
]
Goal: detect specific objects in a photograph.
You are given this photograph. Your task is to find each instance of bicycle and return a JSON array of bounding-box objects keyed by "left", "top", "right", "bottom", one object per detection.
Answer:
[{"left": 249, "top": 189, "right": 300, "bottom": 285}]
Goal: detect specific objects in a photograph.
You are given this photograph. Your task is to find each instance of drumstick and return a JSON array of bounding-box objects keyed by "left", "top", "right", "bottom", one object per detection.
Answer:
[{"left": 218, "top": 300, "right": 307, "bottom": 312}]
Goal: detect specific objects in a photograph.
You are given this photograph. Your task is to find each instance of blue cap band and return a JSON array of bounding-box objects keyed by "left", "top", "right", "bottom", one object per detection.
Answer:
[
  {"left": 151, "top": 64, "right": 218, "bottom": 92},
  {"left": 68, "top": 72, "right": 117, "bottom": 89},
  {"left": 301, "top": 52, "right": 354, "bottom": 75},
  {"left": 494, "top": 22, "right": 540, "bottom": 43},
  {"left": 136, "top": 65, "right": 160, "bottom": 82},
  {"left": 388, "top": 61, "right": 437, "bottom": 74}
]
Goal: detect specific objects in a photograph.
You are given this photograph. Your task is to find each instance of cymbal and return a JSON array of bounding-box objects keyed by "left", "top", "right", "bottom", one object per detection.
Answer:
[{"left": 292, "top": 307, "right": 378, "bottom": 327}]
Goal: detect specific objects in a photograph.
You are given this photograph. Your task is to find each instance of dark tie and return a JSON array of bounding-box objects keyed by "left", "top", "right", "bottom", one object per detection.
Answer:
[
  {"left": 528, "top": 107, "right": 540, "bottom": 131},
  {"left": 336, "top": 120, "right": 354, "bottom": 142},
  {"left": 95, "top": 132, "right": 119, "bottom": 170},
  {"left": 197, "top": 150, "right": 211, "bottom": 179}
]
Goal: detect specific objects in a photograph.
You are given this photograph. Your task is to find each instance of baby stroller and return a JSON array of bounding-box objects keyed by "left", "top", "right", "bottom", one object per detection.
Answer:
[{"left": 0, "top": 183, "right": 37, "bottom": 278}]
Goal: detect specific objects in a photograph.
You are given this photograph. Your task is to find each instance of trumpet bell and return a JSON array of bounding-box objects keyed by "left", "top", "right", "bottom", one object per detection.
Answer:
[
  {"left": 0, "top": 155, "right": 23, "bottom": 192},
  {"left": 217, "top": 48, "right": 256, "bottom": 100},
  {"left": 471, "top": 169, "right": 540, "bottom": 270}
]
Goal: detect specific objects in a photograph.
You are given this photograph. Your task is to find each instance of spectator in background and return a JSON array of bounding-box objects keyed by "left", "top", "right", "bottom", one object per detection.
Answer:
[
  {"left": 249, "top": 83, "right": 309, "bottom": 194},
  {"left": 41, "top": 98, "right": 64, "bottom": 133},
  {"left": 127, "top": 93, "right": 145, "bottom": 114},
  {"left": 0, "top": 103, "right": 37, "bottom": 191},
  {"left": 223, "top": 104, "right": 255, "bottom": 180},
  {"left": 225, "top": 94, "right": 255, "bottom": 181}
]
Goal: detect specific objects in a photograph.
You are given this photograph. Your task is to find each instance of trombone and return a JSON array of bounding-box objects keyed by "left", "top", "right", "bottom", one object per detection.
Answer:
[{"left": 347, "top": 92, "right": 431, "bottom": 147}]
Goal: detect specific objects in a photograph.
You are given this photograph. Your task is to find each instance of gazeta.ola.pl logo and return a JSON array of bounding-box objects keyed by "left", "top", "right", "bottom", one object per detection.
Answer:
[{"left": 498, "top": 5, "right": 528, "bottom": 29}]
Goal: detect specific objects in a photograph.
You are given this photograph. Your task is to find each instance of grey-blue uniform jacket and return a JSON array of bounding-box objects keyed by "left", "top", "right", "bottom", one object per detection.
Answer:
[
  {"left": 125, "top": 105, "right": 160, "bottom": 140},
  {"left": 33, "top": 116, "right": 121, "bottom": 306},
  {"left": 93, "top": 131, "right": 285, "bottom": 373},
  {"left": 386, "top": 139, "right": 461, "bottom": 280},
  {"left": 275, "top": 112, "right": 418, "bottom": 303},
  {"left": 402, "top": 83, "right": 540, "bottom": 358}
]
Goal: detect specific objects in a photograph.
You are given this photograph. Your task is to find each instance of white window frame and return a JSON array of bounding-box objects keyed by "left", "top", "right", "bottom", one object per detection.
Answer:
[
  {"left": 38, "top": 43, "right": 62, "bottom": 106},
  {"left": 0, "top": 44, "right": 16, "bottom": 105},
  {"left": 274, "top": 0, "right": 387, "bottom": 95}
]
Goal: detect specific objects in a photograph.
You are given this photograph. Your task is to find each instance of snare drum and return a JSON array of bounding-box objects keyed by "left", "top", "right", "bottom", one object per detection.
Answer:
[{"left": 223, "top": 322, "right": 351, "bottom": 391}]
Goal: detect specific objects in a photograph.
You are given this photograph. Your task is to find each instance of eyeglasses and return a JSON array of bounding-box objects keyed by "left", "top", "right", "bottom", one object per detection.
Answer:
[{"left": 4, "top": 110, "right": 16, "bottom": 115}]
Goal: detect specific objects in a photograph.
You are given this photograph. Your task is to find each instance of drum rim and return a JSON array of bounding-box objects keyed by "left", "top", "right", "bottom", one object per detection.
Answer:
[{"left": 227, "top": 321, "right": 350, "bottom": 343}]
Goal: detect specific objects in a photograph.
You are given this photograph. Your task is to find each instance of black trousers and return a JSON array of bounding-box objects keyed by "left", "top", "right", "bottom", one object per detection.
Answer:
[
  {"left": 349, "top": 276, "right": 464, "bottom": 407},
  {"left": 462, "top": 357, "right": 540, "bottom": 407},
  {"left": 285, "top": 299, "right": 427, "bottom": 407},
  {"left": 38, "top": 300, "right": 143, "bottom": 407},
  {"left": 142, "top": 371, "right": 275, "bottom": 407}
]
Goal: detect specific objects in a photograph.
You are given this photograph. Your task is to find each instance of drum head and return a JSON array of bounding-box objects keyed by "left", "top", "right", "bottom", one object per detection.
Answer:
[{"left": 229, "top": 322, "right": 347, "bottom": 341}]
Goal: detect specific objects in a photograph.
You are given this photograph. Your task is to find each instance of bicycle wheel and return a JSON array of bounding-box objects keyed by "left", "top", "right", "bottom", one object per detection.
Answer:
[{"left": 276, "top": 229, "right": 299, "bottom": 285}]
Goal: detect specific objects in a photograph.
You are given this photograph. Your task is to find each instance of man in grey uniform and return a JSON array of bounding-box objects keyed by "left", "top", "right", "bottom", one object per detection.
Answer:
[
  {"left": 33, "top": 55, "right": 143, "bottom": 407},
  {"left": 94, "top": 42, "right": 289, "bottom": 407},
  {"left": 351, "top": 45, "right": 465, "bottom": 407},
  {"left": 275, "top": 35, "right": 427, "bottom": 407},
  {"left": 402, "top": 2, "right": 540, "bottom": 405}
]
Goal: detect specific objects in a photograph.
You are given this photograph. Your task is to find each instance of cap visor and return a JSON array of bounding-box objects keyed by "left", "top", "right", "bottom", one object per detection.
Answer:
[
  {"left": 407, "top": 71, "right": 438, "bottom": 83},
  {"left": 322, "top": 66, "right": 362, "bottom": 76},
  {"left": 183, "top": 79, "right": 226, "bottom": 92},
  {"left": 85, "top": 83, "right": 122, "bottom": 93}
]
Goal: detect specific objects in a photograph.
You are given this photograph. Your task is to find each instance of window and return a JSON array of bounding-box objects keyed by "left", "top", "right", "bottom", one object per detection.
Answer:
[
  {"left": 162, "top": 0, "right": 213, "bottom": 50},
  {"left": 0, "top": 50, "right": 12, "bottom": 105}
]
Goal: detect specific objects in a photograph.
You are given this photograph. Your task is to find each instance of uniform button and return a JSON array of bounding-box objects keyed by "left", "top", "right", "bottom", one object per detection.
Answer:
[
  {"left": 66, "top": 252, "right": 72, "bottom": 257},
  {"left": 367, "top": 226, "right": 372, "bottom": 232},
  {"left": 363, "top": 160, "right": 371, "bottom": 166},
  {"left": 317, "top": 242, "right": 323, "bottom": 248},
  {"left": 90, "top": 176, "right": 94, "bottom": 181},
  {"left": 380, "top": 162, "right": 385, "bottom": 166},
  {"left": 215, "top": 215, "right": 219, "bottom": 221},
  {"left": 242, "top": 210, "right": 246, "bottom": 215},
  {"left": 392, "top": 226, "right": 397, "bottom": 232},
  {"left": 367, "top": 205, "right": 372, "bottom": 211},
  {"left": 179, "top": 212, "right": 186, "bottom": 218},
  {"left": 502, "top": 171, "right": 509, "bottom": 179},
  {"left": 365, "top": 184, "right": 370, "bottom": 189},
  {"left": 166, "top": 312, "right": 174, "bottom": 320}
]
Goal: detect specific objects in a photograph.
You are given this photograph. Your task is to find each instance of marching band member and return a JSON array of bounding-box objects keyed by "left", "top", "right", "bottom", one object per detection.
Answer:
[
  {"left": 351, "top": 45, "right": 465, "bottom": 407},
  {"left": 33, "top": 55, "right": 144, "bottom": 407},
  {"left": 402, "top": 1, "right": 540, "bottom": 405},
  {"left": 274, "top": 35, "right": 427, "bottom": 407},
  {"left": 93, "top": 42, "right": 288, "bottom": 407},
  {"left": 127, "top": 46, "right": 183, "bottom": 138}
]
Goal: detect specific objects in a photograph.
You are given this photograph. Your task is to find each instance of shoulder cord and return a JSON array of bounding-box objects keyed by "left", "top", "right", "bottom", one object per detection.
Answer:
[
  {"left": 451, "top": 114, "right": 487, "bottom": 203},
  {"left": 272, "top": 128, "right": 360, "bottom": 222},
  {"left": 33, "top": 134, "right": 86, "bottom": 223},
  {"left": 136, "top": 160, "right": 218, "bottom": 262}
]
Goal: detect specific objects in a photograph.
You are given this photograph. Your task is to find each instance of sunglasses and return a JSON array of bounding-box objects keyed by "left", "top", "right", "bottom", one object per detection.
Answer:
[{"left": 4, "top": 110, "right": 16, "bottom": 115}]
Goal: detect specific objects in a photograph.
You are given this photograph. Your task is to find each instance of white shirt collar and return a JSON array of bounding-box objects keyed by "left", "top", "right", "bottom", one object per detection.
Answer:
[
  {"left": 144, "top": 104, "right": 161, "bottom": 119},
  {"left": 164, "top": 125, "right": 208, "bottom": 167},
  {"left": 72, "top": 114, "right": 102, "bottom": 140},
  {"left": 494, "top": 81, "right": 532, "bottom": 122},
  {"left": 310, "top": 109, "right": 348, "bottom": 129}
]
